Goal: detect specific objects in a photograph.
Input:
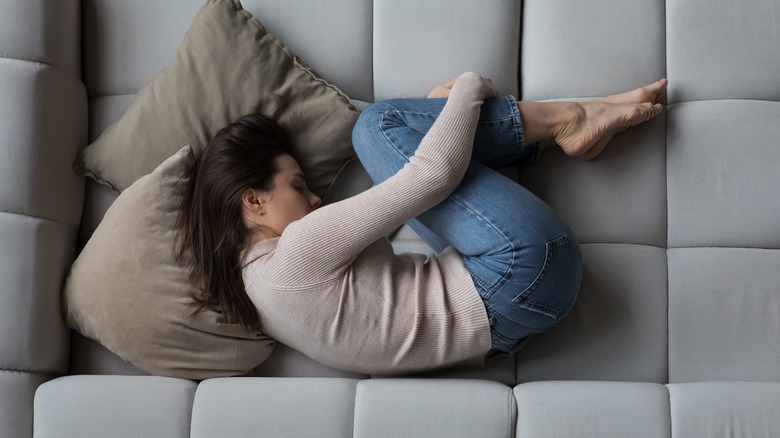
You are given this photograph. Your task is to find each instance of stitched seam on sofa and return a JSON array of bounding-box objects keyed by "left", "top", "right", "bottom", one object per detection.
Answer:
[
  {"left": 665, "top": 384, "right": 673, "bottom": 435},
  {"left": 0, "top": 368, "right": 60, "bottom": 380},
  {"left": 0, "top": 56, "right": 82, "bottom": 82},
  {"left": 577, "top": 242, "right": 667, "bottom": 251},
  {"left": 666, "top": 98, "right": 780, "bottom": 107},
  {"left": 87, "top": 90, "right": 141, "bottom": 100},
  {"left": 87, "top": 92, "right": 137, "bottom": 100},
  {"left": 0, "top": 210, "right": 78, "bottom": 232},
  {"left": 667, "top": 244, "right": 780, "bottom": 251}
]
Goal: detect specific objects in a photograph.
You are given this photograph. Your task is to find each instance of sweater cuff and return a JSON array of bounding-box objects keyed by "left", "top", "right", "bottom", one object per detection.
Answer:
[{"left": 447, "top": 72, "right": 489, "bottom": 109}]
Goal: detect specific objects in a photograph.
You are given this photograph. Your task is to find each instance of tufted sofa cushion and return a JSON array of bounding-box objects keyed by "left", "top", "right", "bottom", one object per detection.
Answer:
[
  {"left": 0, "top": 0, "right": 778, "bottom": 436},
  {"left": 0, "top": 0, "right": 85, "bottom": 436},
  {"left": 34, "top": 377, "right": 780, "bottom": 437},
  {"left": 517, "top": 0, "right": 780, "bottom": 385}
]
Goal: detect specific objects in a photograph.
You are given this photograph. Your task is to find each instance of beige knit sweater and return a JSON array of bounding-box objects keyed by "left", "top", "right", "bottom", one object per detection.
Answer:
[{"left": 243, "top": 73, "right": 493, "bottom": 374}]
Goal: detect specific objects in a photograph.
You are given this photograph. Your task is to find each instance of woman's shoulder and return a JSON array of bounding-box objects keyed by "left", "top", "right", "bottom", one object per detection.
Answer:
[{"left": 241, "top": 237, "right": 279, "bottom": 268}]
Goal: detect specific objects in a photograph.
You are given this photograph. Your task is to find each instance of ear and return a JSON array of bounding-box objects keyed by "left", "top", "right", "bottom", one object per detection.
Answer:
[{"left": 241, "top": 188, "right": 265, "bottom": 216}]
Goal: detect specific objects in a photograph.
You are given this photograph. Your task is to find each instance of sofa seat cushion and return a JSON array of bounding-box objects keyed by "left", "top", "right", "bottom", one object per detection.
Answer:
[
  {"left": 34, "top": 375, "right": 197, "bottom": 438},
  {"left": 35, "top": 377, "right": 780, "bottom": 438}
]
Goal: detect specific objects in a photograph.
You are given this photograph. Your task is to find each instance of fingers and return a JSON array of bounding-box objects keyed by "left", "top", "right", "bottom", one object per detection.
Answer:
[
  {"left": 426, "top": 86, "right": 451, "bottom": 98},
  {"left": 458, "top": 72, "right": 499, "bottom": 99},
  {"left": 427, "top": 72, "right": 500, "bottom": 99},
  {"left": 481, "top": 77, "right": 499, "bottom": 98},
  {"left": 426, "top": 77, "right": 458, "bottom": 98}
]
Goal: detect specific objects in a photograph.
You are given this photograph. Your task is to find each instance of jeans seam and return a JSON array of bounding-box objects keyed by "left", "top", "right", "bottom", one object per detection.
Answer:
[
  {"left": 505, "top": 95, "right": 524, "bottom": 151},
  {"left": 513, "top": 235, "right": 580, "bottom": 320},
  {"left": 378, "top": 110, "right": 414, "bottom": 166},
  {"left": 449, "top": 192, "right": 516, "bottom": 296},
  {"left": 505, "top": 95, "right": 542, "bottom": 166},
  {"left": 487, "top": 304, "right": 547, "bottom": 332},
  {"left": 489, "top": 319, "right": 537, "bottom": 354},
  {"left": 515, "top": 235, "right": 568, "bottom": 297}
]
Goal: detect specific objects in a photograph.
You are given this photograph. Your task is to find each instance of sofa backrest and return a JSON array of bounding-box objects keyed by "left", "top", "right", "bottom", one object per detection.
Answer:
[{"left": 0, "top": 0, "right": 85, "bottom": 435}]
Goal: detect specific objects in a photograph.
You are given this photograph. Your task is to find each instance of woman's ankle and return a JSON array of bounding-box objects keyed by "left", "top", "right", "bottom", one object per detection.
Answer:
[{"left": 519, "top": 101, "right": 579, "bottom": 146}]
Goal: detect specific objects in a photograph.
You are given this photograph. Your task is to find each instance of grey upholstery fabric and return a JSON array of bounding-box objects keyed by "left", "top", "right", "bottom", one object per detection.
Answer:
[
  {"left": 252, "top": 343, "right": 368, "bottom": 380},
  {"left": 354, "top": 379, "right": 516, "bottom": 438},
  {"left": 68, "top": 333, "right": 148, "bottom": 376},
  {"left": 521, "top": 0, "right": 666, "bottom": 101},
  {"left": 666, "top": 0, "right": 780, "bottom": 103},
  {"left": 669, "top": 382, "right": 780, "bottom": 438},
  {"left": 1, "top": 0, "right": 85, "bottom": 436},
  {"left": 0, "top": 373, "right": 50, "bottom": 438},
  {"left": 0, "top": 62, "right": 86, "bottom": 225},
  {"left": 33, "top": 378, "right": 780, "bottom": 437},
  {"left": 516, "top": 244, "right": 668, "bottom": 383},
  {"left": 0, "top": 216, "right": 72, "bottom": 372},
  {"left": 0, "top": 0, "right": 81, "bottom": 74},
  {"left": 669, "top": 248, "right": 780, "bottom": 382},
  {"left": 667, "top": 100, "right": 780, "bottom": 249},
  {"left": 191, "top": 378, "right": 357, "bottom": 438},
  {"left": 243, "top": 0, "right": 374, "bottom": 102},
  {"left": 34, "top": 376, "right": 196, "bottom": 438},
  {"left": 82, "top": 0, "right": 200, "bottom": 98},
  {"left": 514, "top": 381, "right": 671, "bottom": 438},
  {"left": 1, "top": 0, "right": 777, "bottom": 435},
  {"left": 372, "top": 0, "right": 520, "bottom": 100}
]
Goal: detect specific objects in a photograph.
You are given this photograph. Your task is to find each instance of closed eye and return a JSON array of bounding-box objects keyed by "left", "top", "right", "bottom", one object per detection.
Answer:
[{"left": 290, "top": 172, "right": 308, "bottom": 192}]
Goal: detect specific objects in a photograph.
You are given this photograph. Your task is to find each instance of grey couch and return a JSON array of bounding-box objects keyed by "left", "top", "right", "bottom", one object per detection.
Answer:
[{"left": 3, "top": 0, "right": 780, "bottom": 436}]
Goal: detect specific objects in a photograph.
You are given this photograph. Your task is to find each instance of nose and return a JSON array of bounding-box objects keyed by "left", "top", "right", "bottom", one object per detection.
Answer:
[{"left": 310, "top": 193, "right": 322, "bottom": 209}]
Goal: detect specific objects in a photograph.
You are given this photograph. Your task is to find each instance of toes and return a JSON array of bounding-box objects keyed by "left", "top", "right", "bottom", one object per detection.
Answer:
[
  {"left": 604, "top": 78, "right": 668, "bottom": 105},
  {"left": 645, "top": 78, "right": 668, "bottom": 103},
  {"left": 624, "top": 102, "right": 662, "bottom": 126},
  {"left": 642, "top": 102, "right": 663, "bottom": 118},
  {"left": 648, "top": 102, "right": 664, "bottom": 119}
]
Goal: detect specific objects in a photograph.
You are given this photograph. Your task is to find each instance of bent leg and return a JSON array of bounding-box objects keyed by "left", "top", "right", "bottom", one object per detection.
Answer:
[
  {"left": 353, "top": 99, "right": 582, "bottom": 353},
  {"left": 411, "top": 160, "right": 582, "bottom": 353},
  {"left": 353, "top": 96, "right": 540, "bottom": 177}
]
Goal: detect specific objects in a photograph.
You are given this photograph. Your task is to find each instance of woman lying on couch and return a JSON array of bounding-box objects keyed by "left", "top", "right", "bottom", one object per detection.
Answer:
[{"left": 177, "top": 72, "right": 666, "bottom": 374}]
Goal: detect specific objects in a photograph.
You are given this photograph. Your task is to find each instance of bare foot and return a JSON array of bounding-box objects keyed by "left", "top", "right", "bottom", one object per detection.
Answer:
[
  {"left": 553, "top": 79, "right": 667, "bottom": 160},
  {"left": 553, "top": 100, "right": 663, "bottom": 159},
  {"left": 603, "top": 78, "right": 667, "bottom": 105},
  {"left": 578, "top": 79, "right": 667, "bottom": 160}
]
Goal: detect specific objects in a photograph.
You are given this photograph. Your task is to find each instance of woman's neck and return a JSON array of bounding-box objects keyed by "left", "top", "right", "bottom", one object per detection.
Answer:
[{"left": 244, "top": 227, "right": 278, "bottom": 248}]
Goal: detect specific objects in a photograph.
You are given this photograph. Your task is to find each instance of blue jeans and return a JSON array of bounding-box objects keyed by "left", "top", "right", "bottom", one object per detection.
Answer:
[{"left": 352, "top": 96, "right": 582, "bottom": 354}]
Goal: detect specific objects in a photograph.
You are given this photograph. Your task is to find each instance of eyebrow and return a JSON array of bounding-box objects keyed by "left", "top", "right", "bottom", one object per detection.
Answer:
[{"left": 290, "top": 172, "right": 306, "bottom": 182}]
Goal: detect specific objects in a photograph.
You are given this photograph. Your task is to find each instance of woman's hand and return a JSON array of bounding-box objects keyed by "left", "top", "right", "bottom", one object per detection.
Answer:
[
  {"left": 427, "top": 77, "right": 457, "bottom": 98},
  {"left": 426, "top": 73, "right": 499, "bottom": 99}
]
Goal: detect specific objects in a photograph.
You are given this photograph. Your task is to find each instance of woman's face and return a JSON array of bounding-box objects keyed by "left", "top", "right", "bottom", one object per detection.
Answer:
[{"left": 256, "top": 154, "right": 321, "bottom": 236}]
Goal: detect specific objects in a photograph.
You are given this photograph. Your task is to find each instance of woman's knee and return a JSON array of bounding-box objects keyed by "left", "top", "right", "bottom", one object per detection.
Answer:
[
  {"left": 352, "top": 100, "right": 414, "bottom": 182},
  {"left": 351, "top": 101, "right": 397, "bottom": 156}
]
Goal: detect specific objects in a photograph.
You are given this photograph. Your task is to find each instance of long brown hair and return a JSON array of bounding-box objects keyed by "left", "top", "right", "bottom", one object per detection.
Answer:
[{"left": 177, "top": 113, "right": 294, "bottom": 331}]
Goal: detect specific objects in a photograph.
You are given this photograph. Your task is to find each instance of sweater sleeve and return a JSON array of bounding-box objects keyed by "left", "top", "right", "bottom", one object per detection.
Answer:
[{"left": 264, "top": 72, "right": 491, "bottom": 285}]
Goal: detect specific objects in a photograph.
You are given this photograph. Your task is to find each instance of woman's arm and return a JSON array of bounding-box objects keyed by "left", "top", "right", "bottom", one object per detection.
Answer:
[{"left": 266, "top": 72, "right": 496, "bottom": 284}]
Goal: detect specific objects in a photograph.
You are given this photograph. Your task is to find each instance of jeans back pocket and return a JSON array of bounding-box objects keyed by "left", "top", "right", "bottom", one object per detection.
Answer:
[{"left": 512, "top": 235, "right": 582, "bottom": 321}]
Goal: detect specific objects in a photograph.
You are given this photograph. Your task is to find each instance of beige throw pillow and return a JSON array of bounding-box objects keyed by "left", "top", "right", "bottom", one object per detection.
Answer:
[
  {"left": 74, "top": 0, "right": 359, "bottom": 197},
  {"left": 63, "top": 146, "right": 275, "bottom": 379}
]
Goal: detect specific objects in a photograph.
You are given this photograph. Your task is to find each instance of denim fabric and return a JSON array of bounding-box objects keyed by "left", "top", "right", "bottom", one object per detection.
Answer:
[{"left": 352, "top": 97, "right": 582, "bottom": 354}]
